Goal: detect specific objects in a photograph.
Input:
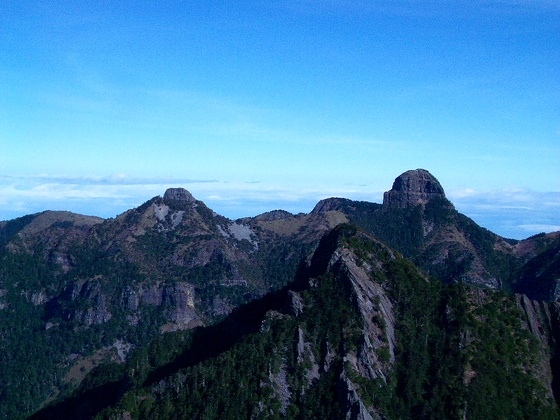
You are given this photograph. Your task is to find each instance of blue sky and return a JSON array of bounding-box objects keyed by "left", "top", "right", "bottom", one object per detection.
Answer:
[{"left": 1, "top": 1, "right": 559, "bottom": 239}]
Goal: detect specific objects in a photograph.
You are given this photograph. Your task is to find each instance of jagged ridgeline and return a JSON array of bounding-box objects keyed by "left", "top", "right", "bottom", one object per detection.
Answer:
[{"left": 1, "top": 169, "right": 559, "bottom": 418}]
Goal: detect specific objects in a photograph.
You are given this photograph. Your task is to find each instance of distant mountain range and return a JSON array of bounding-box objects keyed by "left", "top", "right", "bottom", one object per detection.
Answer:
[{"left": 1, "top": 169, "right": 559, "bottom": 418}]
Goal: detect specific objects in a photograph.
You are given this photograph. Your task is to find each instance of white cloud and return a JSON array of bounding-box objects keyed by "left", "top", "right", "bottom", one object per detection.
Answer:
[
  {"left": 449, "top": 187, "right": 560, "bottom": 239},
  {"left": 449, "top": 188, "right": 479, "bottom": 199},
  {"left": 519, "top": 224, "right": 560, "bottom": 233},
  {"left": 2, "top": 175, "right": 557, "bottom": 240},
  {"left": 449, "top": 187, "right": 560, "bottom": 208},
  {"left": 0, "top": 174, "right": 378, "bottom": 221}
]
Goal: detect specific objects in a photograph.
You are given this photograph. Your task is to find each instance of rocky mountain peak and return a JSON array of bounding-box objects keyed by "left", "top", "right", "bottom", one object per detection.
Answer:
[
  {"left": 163, "top": 188, "right": 196, "bottom": 205},
  {"left": 382, "top": 169, "right": 446, "bottom": 209}
]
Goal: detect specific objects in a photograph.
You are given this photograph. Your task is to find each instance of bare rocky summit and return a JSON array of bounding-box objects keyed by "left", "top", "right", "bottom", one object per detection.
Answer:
[
  {"left": 383, "top": 169, "right": 446, "bottom": 209},
  {"left": 163, "top": 187, "right": 196, "bottom": 205}
]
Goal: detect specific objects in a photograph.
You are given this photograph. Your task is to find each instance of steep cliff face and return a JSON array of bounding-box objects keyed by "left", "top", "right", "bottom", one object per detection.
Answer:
[
  {"left": 514, "top": 233, "right": 560, "bottom": 301},
  {"left": 517, "top": 295, "right": 560, "bottom": 402},
  {"left": 68, "top": 278, "right": 113, "bottom": 325},
  {"left": 326, "top": 241, "right": 396, "bottom": 381}
]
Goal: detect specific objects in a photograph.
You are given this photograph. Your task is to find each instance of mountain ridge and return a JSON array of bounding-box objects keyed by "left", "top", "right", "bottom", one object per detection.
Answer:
[
  {"left": 1, "top": 168, "right": 559, "bottom": 417},
  {"left": 32, "top": 223, "right": 560, "bottom": 419}
]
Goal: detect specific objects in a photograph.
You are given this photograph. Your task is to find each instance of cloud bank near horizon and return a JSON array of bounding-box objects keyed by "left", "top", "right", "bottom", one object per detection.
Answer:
[
  {"left": 449, "top": 188, "right": 560, "bottom": 238},
  {"left": 1, "top": 174, "right": 558, "bottom": 240}
]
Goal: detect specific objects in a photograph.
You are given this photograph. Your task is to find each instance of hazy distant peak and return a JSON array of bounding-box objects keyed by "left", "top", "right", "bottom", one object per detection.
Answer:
[
  {"left": 311, "top": 197, "right": 351, "bottom": 214},
  {"left": 383, "top": 169, "right": 446, "bottom": 209},
  {"left": 253, "top": 209, "right": 294, "bottom": 222},
  {"left": 20, "top": 211, "right": 103, "bottom": 236}
]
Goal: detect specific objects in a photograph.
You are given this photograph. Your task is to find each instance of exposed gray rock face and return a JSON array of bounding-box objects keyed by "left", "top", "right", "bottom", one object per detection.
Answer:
[
  {"left": 163, "top": 188, "right": 196, "bottom": 205},
  {"left": 328, "top": 245, "right": 396, "bottom": 381},
  {"left": 70, "top": 279, "right": 112, "bottom": 325},
  {"left": 270, "top": 360, "right": 291, "bottom": 414},
  {"left": 383, "top": 169, "right": 446, "bottom": 209},
  {"left": 296, "top": 327, "right": 320, "bottom": 385},
  {"left": 516, "top": 295, "right": 560, "bottom": 397},
  {"left": 225, "top": 222, "right": 257, "bottom": 245},
  {"left": 163, "top": 282, "right": 198, "bottom": 325},
  {"left": 31, "top": 290, "right": 48, "bottom": 305},
  {"left": 121, "top": 282, "right": 199, "bottom": 326},
  {"left": 339, "top": 371, "right": 375, "bottom": 420},
  {"left": 286, "top": 290, "right": 304, "bottom": 317}
]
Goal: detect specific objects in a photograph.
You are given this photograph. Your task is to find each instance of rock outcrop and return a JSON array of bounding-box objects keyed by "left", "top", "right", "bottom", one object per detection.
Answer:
[
  {"left": 328, "top": 245, "right": 396, "bottom": 381},
  {"left": 517, "top": 294, "right": 560, "bottom": 399},
  {"left": 69, "top": 279, "right": 112, "bottom": 325},
  {"left": 383, "top": 169, "right": 446, "bottom": 209},
  {"left": 163, "top": 282, "right": 199, "bottom": 326},
  {"left": 163, "top": 188, "right": 196, "bottom": 205},
  {"left": 338, "top": 372, "right": 374, "bottom": 420}
]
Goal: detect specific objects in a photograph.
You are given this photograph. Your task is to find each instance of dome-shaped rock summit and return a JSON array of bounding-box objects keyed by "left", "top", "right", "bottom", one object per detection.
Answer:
[
  {"left": 163, "top": 188, "right": 196, "bottom": 205},
  {"left": 383, "top": 169, "right": 446, "bottom": 209}
]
